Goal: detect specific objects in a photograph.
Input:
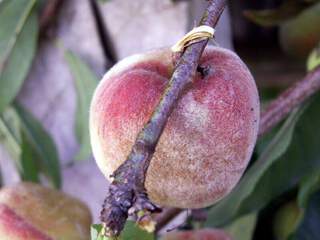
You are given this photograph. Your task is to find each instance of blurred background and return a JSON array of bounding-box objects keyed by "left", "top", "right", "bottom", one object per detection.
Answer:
[{"left": 0, "top": 0, "right": 320, "bottom": 239}]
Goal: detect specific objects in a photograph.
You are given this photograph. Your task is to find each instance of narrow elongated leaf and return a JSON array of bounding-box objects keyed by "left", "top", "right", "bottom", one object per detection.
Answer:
[
  {"left": 20, "top": 131, "right": 40, "bottom": 182},
  {"left": 0, "top": 105, "right": 61, "bottom": 187},
  {"left": 292, "top": 191, "right": 320, "bottom": 240},
  {"left": 244, "top": 0, "right": 305, "bottom": 27},
  {"left": 0, "top": 0, "right": 38, "bottom": 113},
  {"left": 64, "top": 51, "right": 98, "bottom": 160},
  {"left": 14, "top": 103, "right": 61, "bottom": 188},
  {"left": 298, "top": 169, "right": 320, "bottom": 208},
  {"left": 0, "top": 107, "right": 22, "bottom": 169},
  {"left": 207, "top": 92, "right": 320, "bottom": 227},
  {"left": 273, "top": 201, "right": 304, "bottom": 240},
  {"left": 224, "top": 213, "right": 257, "bottom": 240},
  {"left": 307, "top": 45, "right": 320, "bottom": 71}
]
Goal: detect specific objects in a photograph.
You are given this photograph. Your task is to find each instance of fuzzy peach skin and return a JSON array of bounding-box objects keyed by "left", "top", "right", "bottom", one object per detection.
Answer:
[
  {"left": 161, "top": 229, "right": 233, "bottom": 240},
  {"left": 0, "top": 182, "right": 92, "bottom": 240},
  {"left": 90, "top": 46, "right": 260, "bottom": 208}
]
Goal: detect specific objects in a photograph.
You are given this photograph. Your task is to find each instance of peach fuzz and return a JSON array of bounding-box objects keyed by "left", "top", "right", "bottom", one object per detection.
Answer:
[
  {"left": 0, "top": 182, "right": 92, "bottom": 240},
  {"left": 161, "top": 229, "right": 233, "bottom": 240},
  {"left": 90, "top": 46, "right": 260, "bottom": 208}
]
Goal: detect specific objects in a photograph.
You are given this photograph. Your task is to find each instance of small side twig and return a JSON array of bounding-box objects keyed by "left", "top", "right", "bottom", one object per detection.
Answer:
[
  {"left": 155, "top": 208, "right": 183, "bottom": 232},
  {"left": 100, "top": 0, "right": 227, "bottom": 237},
  {"left": 155, "top": 66, "right": 320, "bottom": 232}
]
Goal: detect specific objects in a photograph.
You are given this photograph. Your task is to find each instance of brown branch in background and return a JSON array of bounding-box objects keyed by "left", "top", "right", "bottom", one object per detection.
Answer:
[
  {"left": 100, "top": 0, "right": 227, "bottom": 237},
  {"left": 39, "top": 0, "right": 65, "bottom": 37},
  {"left": 89, "top": 0, "right": 118, "bottom": 66},
  {"left": 155, "top": 66, "right": 320, "bottom": 232},
  {"left": 258, "top": 66, "right": 320, "bottom": 136}
]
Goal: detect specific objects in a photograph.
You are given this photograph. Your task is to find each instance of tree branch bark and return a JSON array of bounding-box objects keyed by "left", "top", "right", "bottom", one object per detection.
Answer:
[
  {"left": 100, "top": 0, "right": 227, "bottom": 237},
  {"left": 259, "top": 66, "right": 320, "bottom": 136},
  {"left": 39, "top": 0, "right": 65, "bottom": 37},
  {"left": 155, "top": 65, "right": 320, "bottom": 232}
]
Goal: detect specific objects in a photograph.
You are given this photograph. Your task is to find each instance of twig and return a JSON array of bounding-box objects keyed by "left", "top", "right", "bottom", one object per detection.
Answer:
[
  {"left": 89, "top": 0, "right": 118, "bottom": 66},
  {"left": 155, "top": 208, "right": 183, "bottom": 232},
  {"left": 39, "top": 0, "right": 65, "bottom": 37},
  {"left": 155, "top": 66, "right": 320, "bottom": 231},
  {"left": 259, "top": 66, "right": 320, "bottom": 136},
  {"left": 100, "top": 0, "right": 227, "bottom": 237}
]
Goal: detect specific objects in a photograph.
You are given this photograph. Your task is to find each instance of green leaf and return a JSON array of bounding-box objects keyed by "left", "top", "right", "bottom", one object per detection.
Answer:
[
  {"left": 0, "top": 105, "right": 61, "bottom": 186},
  {"left": 0, "top": 107, "right": 22, "bottom": 169},
  {"left": 298, "top": 169, "right": 320, "bottom": 208},
  {"left": 0, "top": 0, "right": 38, "bottom": 113},
  {"left": 14, "top": 103, "right": 61, "bottom": 188},
  {"left": 244, "top": 0, "right": 305, "bottom": 27},
  {"left": 64, "top": 50, "right": 98, "bottom": 161},
  {"left": 291, "top": 191, "right": 320, "bottom": 240},
  {"left": 20, "top": 131, "right": 40, "bottom": 182},
  {"left": 273, "top": 201, "right": 304, "bottom": 240},
  {"left": 91, "top": 222, "right": 154, "bottom": 240},
  {"left": 307, "top": 45, "right": 320, "bottom": 71},
  {"left": 91, "top": 224, "right": 109, "bottom": 240},
  {"left": 205, "top": 98, "right": 312, "bottom": 227},
  {"left": 224, "top": 213, "right": 257, "bottom": 240}
]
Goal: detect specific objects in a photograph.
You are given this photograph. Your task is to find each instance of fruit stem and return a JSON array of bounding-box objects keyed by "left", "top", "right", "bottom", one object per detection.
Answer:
[{"left": 100, "top": 0, "right": 227, "bottom": 237}]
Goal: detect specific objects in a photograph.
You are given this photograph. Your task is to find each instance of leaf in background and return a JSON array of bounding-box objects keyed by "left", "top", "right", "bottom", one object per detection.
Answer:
[
  {"left": 14, "top": 103, "right": 61, "bottom": 188},
  {"left": 91, "top": 221, "right": 154, "bottom": 240},
  {"left": 307, "top": 44, "right": 320, "bottom": 71},
  {"left": 0, "top": 106, "right": 40, "bottom": 183},
  {"left": 91, "top": 224, "right": 108, "bottom": 240},
  {"left": 298, "top": 169, "right": 320, "bottom": 208},
  {"left": 291, "top": 191, "right": 320, "bottom": 240},
  {"left": 273, "top": 201, "right": 304, "bottom": 240},
  {"left": 279, "top": 2, "right": 320, "bottom": 58},
  {"left": 243, "top": 0, "right": 305, "bottom": 27},
  {"left": 224, "top": 213, "right": 257, "bottom": 240},
  {"left": 64, "top": 50, "right": 98, "bottom": 161},
  {"left": 0, "top": 0, "right": 39, "bottom": 113},
  {"left": 20, "top": 131, "right": 40, "bottom": 183},
  {"left": 0, "top": 107, "right": 22, "bottom": 170}
]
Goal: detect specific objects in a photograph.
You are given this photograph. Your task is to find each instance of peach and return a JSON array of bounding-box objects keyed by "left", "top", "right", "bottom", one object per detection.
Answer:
[
  {"left": 161, "top": 228, "right": 233, "bottom": 240},
  {"left": 90, "top": 46, "right": 260, "bottom": 208},
  {"left": 0, "top": 182, "right": 92, "bottom": 240}
]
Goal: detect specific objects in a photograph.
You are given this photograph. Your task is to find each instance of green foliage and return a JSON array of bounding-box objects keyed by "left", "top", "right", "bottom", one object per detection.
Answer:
[
  {"left": 292, "top": 191, "right": 320, "bottom": 240},
  {"left": 91, "top": 222, "right": 154, "bottom": 240},
  {"left": 64, "top": 50, "right": 99, "bottom": 161},
  {"left": 0, "top": 0, "right": 38, "bottom": 113},
  {"left": 244, "top": 0, "right": 306, "bottom": 27},
  {"left": 273, "top": 201, "right": 304, "bottom": 240},
  {"left": 224, "top": 213, "right": 257, "bottom": 240},
  {"left": 307, "top": 45, "right": 320, "bottom": 71},
  {"left": 279, "top": 2, "right": 320, "bottom": 57},
  {"left": 97, "top": 0, "right": 111, "bottom": 3},
  {"left": 298, "top": 169, "right": 320, "bottom": 208},
  {"left": 0, "top": 104, "right": 61, "bottom": 188}
]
